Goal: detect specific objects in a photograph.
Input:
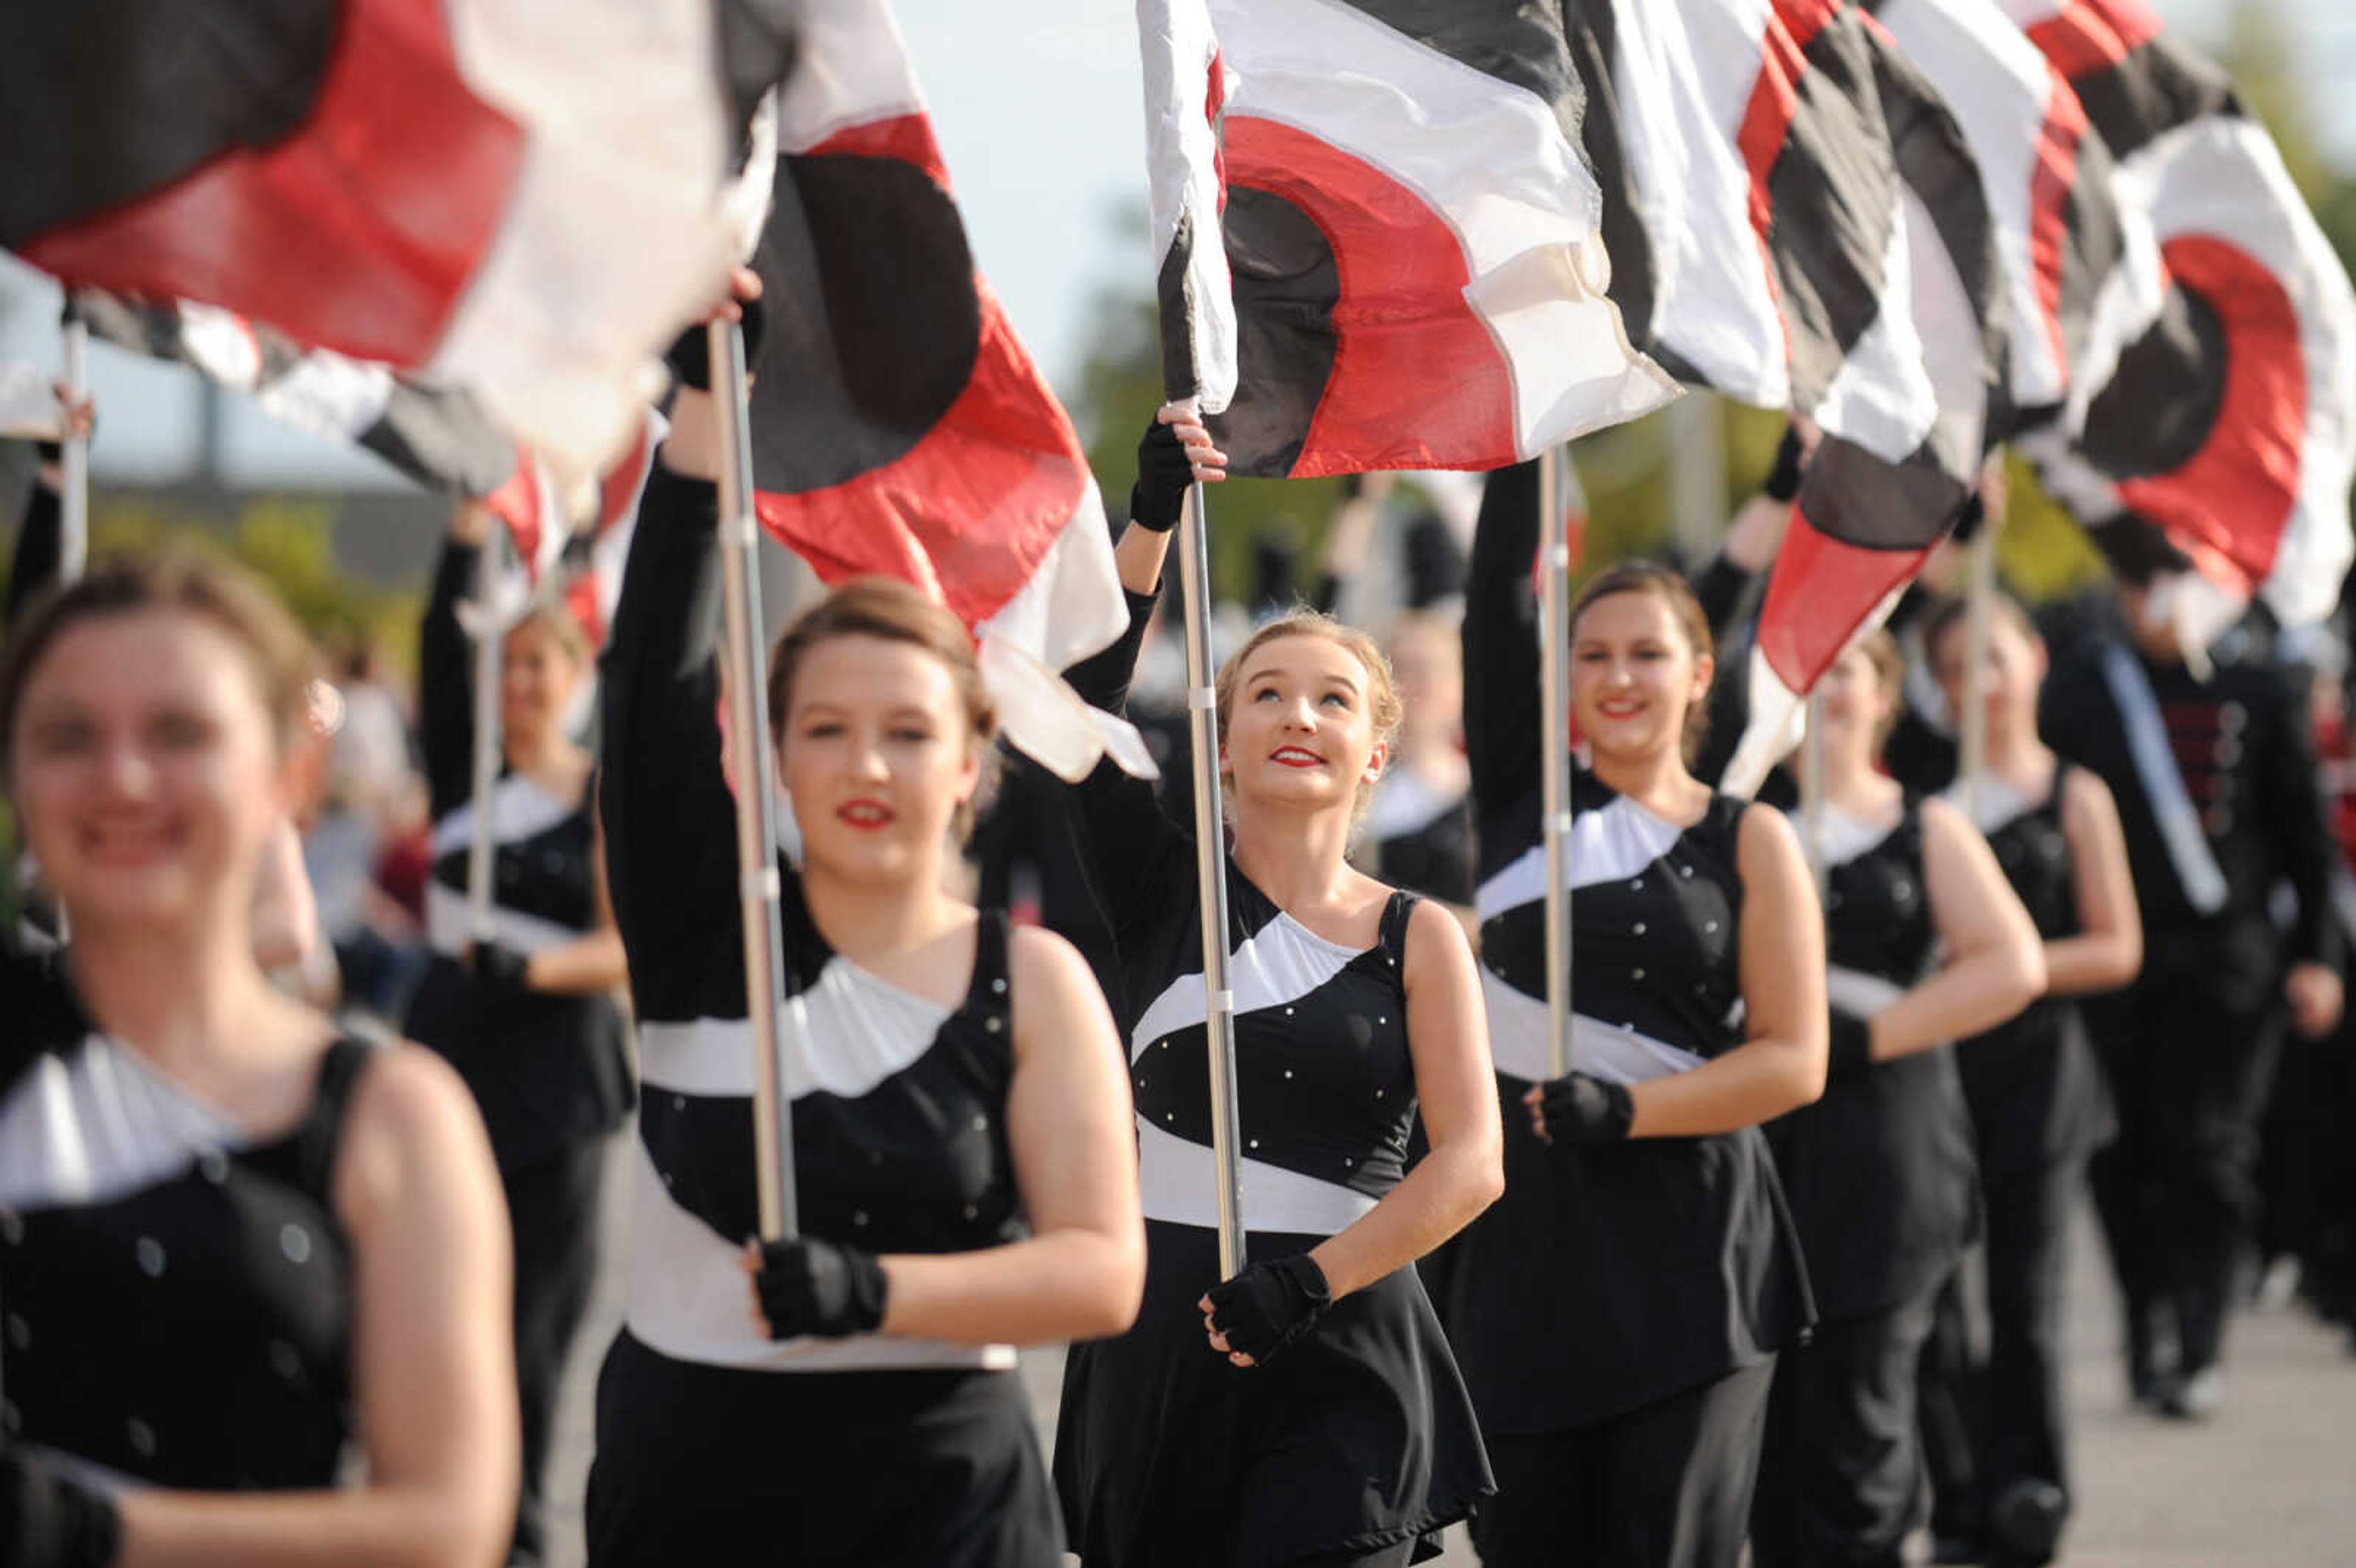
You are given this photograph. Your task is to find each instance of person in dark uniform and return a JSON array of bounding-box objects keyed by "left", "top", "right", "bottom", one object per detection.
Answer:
[
  {"left": 2039, "top": 530, "right": 2344, "bottom": 1418},
  {"left": 405, "top": 502, "right": 633, "bottom": 1566},
  {"left": 586, "top": 334, "right": 1144, "bottom": 1567},
  {"left": 1357, "top": 610, "right": 1476, "bottom": 915},
  {"left": 1915, "top": 593, "right": 2143, "bottom": 1567},
  {"left": 1747, "top": 629, "right": 2045, "bottom": 1568},
  {"left": 1449, "top": 461, "right": 1829, "bottom": 1568},
  {"left": 1050, "top": 412, "right": 1503, "bottom": 1568},
  {"left": 0, "top": 551, "right": 515, "bottom": 1567}
]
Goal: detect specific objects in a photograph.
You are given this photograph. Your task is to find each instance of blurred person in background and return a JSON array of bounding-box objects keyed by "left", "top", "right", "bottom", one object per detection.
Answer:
[
  {"left": 404, "top": 501, "right": 632, "bottom": 1567},
  {"left": 2040, "top": 526, "right": 2344, "bottom": 1419},
  {"left": 1, "top": 550, "right": 515, "bottom": 1568}
]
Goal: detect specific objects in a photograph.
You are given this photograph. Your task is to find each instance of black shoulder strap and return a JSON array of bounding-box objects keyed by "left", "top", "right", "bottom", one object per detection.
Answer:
[
  {"left": 964, "top": 908, "right": 1012, "bottom": 1017},
  {"left": 1378, "top": 889, "right": 1419, "bottom": 970},
  {"left": 294, "top": 1036, "right": 379, "bottom": 1204}
]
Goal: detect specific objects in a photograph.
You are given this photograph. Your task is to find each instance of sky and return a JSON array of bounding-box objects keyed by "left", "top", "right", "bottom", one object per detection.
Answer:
[{"left": 4, "top": 0, "right": 2354, "bottom": 490}]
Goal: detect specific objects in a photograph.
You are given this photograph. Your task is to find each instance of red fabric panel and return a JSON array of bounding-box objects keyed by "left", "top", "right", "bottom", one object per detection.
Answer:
[
  {"left": 566, "top": 573, "right": 606, "bottom": 650},
  {"left": 20, "top": 0, "right": 523, "bottom": 367},
  {"left": 1223, "top": 114, "right": 1517, "bottom": 477},
  {"left": 1755, "top": 509, "right": 1933, "bottom": 693},
  {"left": 2028, "top": 69, "right": 2088, "bottom": 383},
  {"left": 755, "top": 280, "right": 1090, "bottom": 631},
  {"left": 808, "top": 113, "right": 950, "bottom": 188},
  {"left": 2023, "top": 0, "right": 2163, "bottom": 85},
  {"left": 595, "top": 417, "right": 658, "bottom": 535},
  {"left": 2114, "top": 235, "right": 2305, "bottom": 598}
]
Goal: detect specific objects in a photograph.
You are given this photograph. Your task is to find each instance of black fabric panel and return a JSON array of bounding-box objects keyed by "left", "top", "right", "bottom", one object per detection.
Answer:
[
  {"left": 1798, "top": 432, "right": 1969, "bottom": 551},
  {"left": 426, "top": 808, "right": 601, "bottom": 934},
  {"left": 1207, "top": 186, "right": 1339, "bottom": 480},
  {"left": 1341, "top": 0, "right": 1582, "bottom": 141},
  {"left": 2054, "top": 129, "right": 2130, "bottom": 404},
  {"left": 1158, "top": 206, "right": 1206, "bottom": 404},
  {"left": 2076, "top": 277, "right": 2228, "bottom": 481},
  {"left": 747, "top": 152, "right": 983, "bottom": 493},
  {"left": 1769, "top": 17, "right": 1904, "bottom": 405},
  {"left": 712, "top": 0, "right": 801, "bottom": 144},
  {"left": 1563, "top": 1, "right": 1659, "bottom": 358},
  {"left": 0, "top": 2, "right": 337, "bottom": 245},
  {"left": 360, "top": 380, "right": 516, "bottom": 498},
  {"left": 2068, "top": 36, "right": 2236, "bottom": 166}
]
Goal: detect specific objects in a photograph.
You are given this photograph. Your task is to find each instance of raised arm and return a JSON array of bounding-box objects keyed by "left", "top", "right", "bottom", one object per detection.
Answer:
[
  {"left": 2045, "top": 766, "right": 2142, "bottom": 996},
  {"left": 595, "top": 394, "right": 744, "bottom": 1018},
  {"left": 1621, "top": 802, "right": 1829, "bottom": 1135},
  {"left": 417, "top": 508, "right": 488, "bottom": 823},
  {"left": 1854, "top": 797, "right": 2046, "bottom": 1067},
  {"left": 1462, "top": 459, "right": 1544, "bottom": 818}
]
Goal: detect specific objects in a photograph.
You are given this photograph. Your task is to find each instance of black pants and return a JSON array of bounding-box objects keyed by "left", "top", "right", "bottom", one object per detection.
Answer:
[
  {"left": 1750, "top": 1288, "right": 1941, "bottom": 1568},
  {"left": 507, "top": 1137, "right": 609, "bottom": 1566},
  {"left": 2087, "top": 968, "right": 2285, "bottom": 1377},
  {"left": 1919, "top": 1156, "right": 2083, "bottom": 1561},
  {"left": 1471, "top": 1358, "right": 1774, "bottom": 1568}
]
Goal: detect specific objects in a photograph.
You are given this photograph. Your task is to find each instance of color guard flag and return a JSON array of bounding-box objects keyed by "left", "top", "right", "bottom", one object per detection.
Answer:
[
  {"left": 739, "top": 0, "right": 1145, "bottom": 782},
  {"left": 1144, "top": 0, "right": 1680, "bottom": 478},
  {"left": 2002, "top": 0, "right": 2356, "bottom": 639},
  {"left": 1, "top": 0, "right": 795, "bottom": 481}
]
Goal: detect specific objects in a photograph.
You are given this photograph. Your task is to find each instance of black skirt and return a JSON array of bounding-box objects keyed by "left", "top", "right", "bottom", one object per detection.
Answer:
[
  {"left": 585, "top": 1330, "right": 1061, "bottom": 1567},
  {"left": 1056, "top": 1220, "right": 1492, "bottom": 1568}
]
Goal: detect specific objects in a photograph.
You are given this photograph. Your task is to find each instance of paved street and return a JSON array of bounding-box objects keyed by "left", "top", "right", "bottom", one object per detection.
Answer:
[{"left": 546, "top": 1139, "right": 2355, "bottom": 1567}]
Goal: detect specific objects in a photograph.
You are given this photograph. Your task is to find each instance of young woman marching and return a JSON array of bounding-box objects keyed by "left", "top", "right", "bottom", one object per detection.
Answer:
[
  {"left": 1746, "top": 631, "right": 2046, "bottom": 1568},
  {"left": 1052, "top": 412, "right": 1503, "bottom": 1568},
  {"left": 0, "top": 553, "right": 517, "bottom": 1568},
  {"left": 1447, "top": 461, "right": 1827, "bottom": 1568},
  {"left": 1918, "top": 594, "right": 2141, "bottom": 1567},
  {"left": 404, "top": 504, "right": 634, "bottom": 1565},
  {"left": 585, "top": 324, "right": 1144, "bottom": 1567}
]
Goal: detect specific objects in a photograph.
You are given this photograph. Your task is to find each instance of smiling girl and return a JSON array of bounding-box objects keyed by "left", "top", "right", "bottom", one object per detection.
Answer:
[
  {"left": 584, "top": 347, "right": 1143, "bottom": 1566},
  {"left": 0, "top": 553, "right": 515, "bottom": 1568},
  {"left": 1444, "top": 461, "right": 1827, "bottom": 1568},
  {"left": 1050, "top": 411, "right": 1503, "bottom": 1568}
]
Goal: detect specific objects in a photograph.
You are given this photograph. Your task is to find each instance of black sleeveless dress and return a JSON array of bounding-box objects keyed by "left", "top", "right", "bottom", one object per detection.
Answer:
[
  {"left": 1946, "top": 769, "right": 2114, "bottom": 1178},
  {"left": 588, "top": 464, "right": 1058, "bottom": 1567},
  {"left": 1770, "top": 801, "right": 1979, "bottom": 1321},
  {"left": 0, "top": 960, "right": 369, "bottom": 1493},
  {"left": 1049, "top": 588, "right": 1490, "bottom": 1568}
]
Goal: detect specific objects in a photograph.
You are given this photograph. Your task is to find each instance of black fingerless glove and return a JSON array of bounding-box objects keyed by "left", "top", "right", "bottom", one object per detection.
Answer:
[
  {"left": 753, "top": 1236, "right": 889, "bottom": 1340},
  {"left": 664, "top": 293, "right": 771, "bottom": 391},
  {"left": 1128, "top": 418, "right": 1195, "bottom": 533},
  {"left": 470, "top": 940, "right": 532, "bottom": 993},
  {"left": 1204, "top": 1254, "right": 1331, "bottom": 1365},
  {"left": 1828, "top": 1010, "right": 1876, "bottom": 1084},
  {"left": 1949, "top": 489, "right": 1987, "bottom": 543},
  {"left": 1538, "top": 1070, "right": 1636, "bottom": 1147},
  {"left": 1, "top": 1448, "right": 122, "bottom": 1568},
  {"left": 1761, "top": 426, "right": 1807, "bottom": 502}
]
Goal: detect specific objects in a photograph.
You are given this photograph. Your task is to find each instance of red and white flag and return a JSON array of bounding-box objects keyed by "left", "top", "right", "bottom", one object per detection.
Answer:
[
  {"left": 2001, "top": 0, "right": 2356, "bottom": 640},
  {"left": 740, "top": 0, "right": 1144, "bottom": 781},
  {"left": 1138, "top": 0, "right": 1238, "bottom": 417},
  {"left": 2, "top": 0, "right": 794, "bottom": 482},
  {"left": 1144, "top": 0, "right": 1679, "bottom": 478}
]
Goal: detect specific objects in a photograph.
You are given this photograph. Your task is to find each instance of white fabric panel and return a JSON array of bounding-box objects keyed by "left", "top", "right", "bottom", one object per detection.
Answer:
[
  {"left": 0, "top": 1038, "right": 239, "bottom": 1210},
  {"left": 428, "top": 774, "right": 577, "bottom": 858},
  {"left": 1874, "top": 0, "right": 2068, "bottom": 407},
  {"left": 1211, "top": 0, "right": 1677, "bottom": 450},
  {"left": 771, "top": 0, "right": 925, "bottom": 153},
  {"left": 1128, "top": 912, "right": 1365, "bottom": 1062},
  {"left": 623, "top": 1139, "right": 1013, "bottom": 1373},
  {"left": 1474, "top": 793, "right": 1685, "bottom": 920},
  {"left": 423, "top": 882, "right": 582, "bottom": 958},
  {"left": 1480, "top": 966, "right": 1709, "bottom": 1084},
  {"left": 1810, "top": 185, "right": 1942, "bottom": 465},
  {"left": 1942, "top": 768, "right": 2043, "bottom": 837},
  {"left": 1134, "top": 1116, "right": 1377, "bottom": 1236},
  {"left": 1618, "top": 0, "right": 1792, "bottom": 405},
  {"left": 636, "top": 956, "right": 953, "bottom": 1102},
  {"left": 0, "top": 361, "right": 62, "bottom": 440},
  {"left": 431, "top": 0, "right": 740, "bottom": 482},
  {"left": 253, "top": 350, "right": 398, "bottom": 447},
  {"left": 1795, "top": 799, "right": 1905, "bottom": 870},
  {"left": 1138, "top": 0, "right": 1241, "bottom": 414},
  {"left": 1825, "top": 964, "right": 1908, "bottom": 1021}
]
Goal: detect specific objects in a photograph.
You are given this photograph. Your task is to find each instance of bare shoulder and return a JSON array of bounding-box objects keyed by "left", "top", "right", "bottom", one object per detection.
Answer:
[
  {"left": 1736, "top": 799, "right": 1806, "bottom": 873},
  {"left": 336, "top": 1041, "right": 499, "bottom": 1220},
  {"left": 1007, "top": 921, "right": 1098, "bottom": 999},
  {"left": 1916, "top": 793, "right": 1979, "bottom": 856},
  {"left": 2060, "top": 764, "right": 2118, "bottom": 826},
  {"left": 1404, "top": 893, "right": 1476, "bottom": 971}
]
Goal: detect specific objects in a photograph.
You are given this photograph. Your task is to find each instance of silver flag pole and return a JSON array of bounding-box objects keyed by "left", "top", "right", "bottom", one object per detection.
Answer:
[
  {"left": 1177, "top": 478, "right": 1249, "bottom": 1280},
  {"left": 60, "top": 311, "right": 89, "bottom": 584},
  {"left": 709, "top": 318, "right": 799, "bottom": 1240},
  {"left": 1538, "top": 447, "right": 1576, "bottom": 1077},
  {"left": 466, "top": 525, "right": 509, "bottom": 945},
  {"left": 1955, "top": 521, "right": 1998, "bottom": 820},
  {"left": 1802, "top": 690, "right": 1830, "bottom": 891}
]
